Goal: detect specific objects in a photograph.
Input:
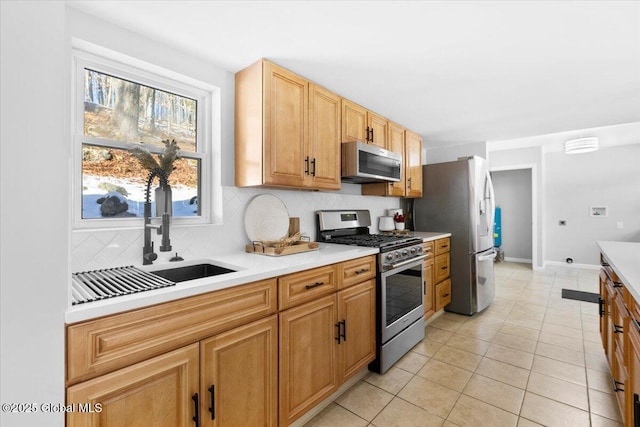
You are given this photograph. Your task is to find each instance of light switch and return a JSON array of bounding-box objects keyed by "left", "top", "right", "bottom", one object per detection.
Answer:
[{"left": 617, "top": 222, "right": 624, "bottom": 229}]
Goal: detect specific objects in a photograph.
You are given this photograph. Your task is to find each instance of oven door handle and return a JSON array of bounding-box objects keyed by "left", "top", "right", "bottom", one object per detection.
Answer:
[{"left": 388, "top": 255, "right": 428, "bottom": 270}]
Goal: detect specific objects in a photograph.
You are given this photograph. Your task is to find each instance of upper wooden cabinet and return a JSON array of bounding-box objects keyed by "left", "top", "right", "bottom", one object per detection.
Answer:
[
  {"left": 235, "top": 59, "right": 340, "bottom": 190},
  {"left": 341, "top": 99, "right": 388, "bottom": 149},
  {"left": 361, "top": 125, "right": 423, "bottom": 198},
  {"left": 404, "top": 130, "right": 423, "bottom": 198}
]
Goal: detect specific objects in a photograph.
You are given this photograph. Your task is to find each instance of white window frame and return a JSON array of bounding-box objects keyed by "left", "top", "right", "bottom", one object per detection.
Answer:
[{"left": 71, "top": 43, "right": 219, "bottom": 229}]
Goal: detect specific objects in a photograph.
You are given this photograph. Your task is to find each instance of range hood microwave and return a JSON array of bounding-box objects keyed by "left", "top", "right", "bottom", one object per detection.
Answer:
[{"left": 341, "top": 141, "right": 402, "bottom": 184}]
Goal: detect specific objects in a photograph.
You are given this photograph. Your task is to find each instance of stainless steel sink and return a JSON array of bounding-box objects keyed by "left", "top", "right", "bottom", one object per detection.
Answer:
[{"left": 150, "top": 263, "right": 236, "bottom": 283}]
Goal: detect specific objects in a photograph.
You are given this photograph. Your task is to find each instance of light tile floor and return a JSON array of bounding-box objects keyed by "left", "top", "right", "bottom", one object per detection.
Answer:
[{"left": 305, "top": 262, "right": 623, "bottom": 427}]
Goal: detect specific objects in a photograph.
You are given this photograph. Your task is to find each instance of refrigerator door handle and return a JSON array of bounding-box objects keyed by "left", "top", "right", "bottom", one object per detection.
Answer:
[
  {"left": 477, "top": 248, "right": 497, "bottom": 262},
  {"left": 485, "top": 170, "right": 496, "bottom": 240}
]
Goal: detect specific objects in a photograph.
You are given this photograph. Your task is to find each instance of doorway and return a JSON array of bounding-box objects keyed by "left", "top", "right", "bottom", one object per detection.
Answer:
[{"left": 490, "top": 168, "right": 534, "bottom": 264}]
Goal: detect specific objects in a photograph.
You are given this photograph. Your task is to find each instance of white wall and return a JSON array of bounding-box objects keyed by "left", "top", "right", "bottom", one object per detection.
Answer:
[
  {"left": 425, "top": 141, "right": 487, "bottom": 164},
  {"left": 1, "top": 2, "right": 68, "bottom": 426},
  {"left": 488, "top": 122, "right": 640, "bottom": 269},
  {"left": 492, "top": 169, "right": 533, "bottom": 261},
  {"left": 488, "top": 146, "right": 544, "bottom": 269},
  {"left": 545, "top": 144, "right": 640, "bottom": 264}
]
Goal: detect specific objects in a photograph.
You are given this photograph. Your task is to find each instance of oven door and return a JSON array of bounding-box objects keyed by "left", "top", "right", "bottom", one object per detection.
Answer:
[{"left": 380, "top": 258, "right": 425, "bottom": 343}]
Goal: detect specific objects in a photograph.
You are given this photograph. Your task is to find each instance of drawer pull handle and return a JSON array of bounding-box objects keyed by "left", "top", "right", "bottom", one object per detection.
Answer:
[
  {"left": 208, "top": 385, "right": 215, "bottom": 420},
  {"left": 613, "top": 283, "right": 623, "bottom": 288},
  {"left": 192, "top": 393, "right": 200, "bottom": 427},
  {"left": 612, "top": 378, "right": 625, "bottom": 393},
  {"left": 305, "top": 281, "right": 324, "bottom": 290},
  {"left": 355, "top": 268, "right": 370, "bottom": 275},
  {"left": 441, "top": 266, "right": 448, "bottom": 270},
  {"left": 442, "top": 293, "right": 450, "bottom": 298},
  {"left": 613, "top": 324, "right": 623, "bottom": 334}
]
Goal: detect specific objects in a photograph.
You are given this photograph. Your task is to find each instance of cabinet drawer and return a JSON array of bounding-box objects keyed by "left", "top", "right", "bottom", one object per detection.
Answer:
[
  {"left": 338, "top": 256, "right": 376, "bottom": 290},
  {"left": 423, "top": 241, "right": 434, "bottom": 260},
  {"left": 434, "top": 237, "right": 450, "bottom": 255},
  {"left": 434, "top": 253, "right": 450, "bottom": 283},
  {"left": 435, "top": 279, "right": 452, "bottom": 311},
  {"left": 279, "top": 265, "right": 338, "bottom": 310},
  {"left": 66, "top": 278, "right": 277, "bottom": 385}
]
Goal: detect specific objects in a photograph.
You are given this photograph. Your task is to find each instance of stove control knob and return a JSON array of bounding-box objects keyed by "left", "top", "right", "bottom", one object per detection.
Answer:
[
  {"left": 417, "top": 246, "right": 423, "bottom": 254},
  {"left": 402, "top": 249, "right": 408, "bottom": 257},
  {"left": 410, "top": 247, "right": 417, "bottom": 255},
  {"left": 386, "top": 253, "right": 394, "bottom": 261},
  {"left": 394, "top": 251, "right": 400, "bottom": 259}
]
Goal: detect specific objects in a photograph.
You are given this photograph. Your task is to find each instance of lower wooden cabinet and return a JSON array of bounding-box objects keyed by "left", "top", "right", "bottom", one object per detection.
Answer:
[
  {"left": 279, "top": 279, "right": 376, "bottom": 425},
  {"left": 66, "top": 256, "right": 376, "bottom": 427},
  {"left": 200, "top": 315, "right": 278, "bottom": 427},
  {"left": 435, "top": 279, "right": 452, "bottom": 311},
  {"left": 67, "top": 344, "right": 200, "bottom": 427},
  {"left": 423, "top": 241, "right": 435, "bottom": 319}
]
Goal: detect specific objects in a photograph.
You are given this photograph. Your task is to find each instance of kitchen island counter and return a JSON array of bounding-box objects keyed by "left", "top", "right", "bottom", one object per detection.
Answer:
[{"left": 597, "top": 240, "right": 640, "bottom": 302}]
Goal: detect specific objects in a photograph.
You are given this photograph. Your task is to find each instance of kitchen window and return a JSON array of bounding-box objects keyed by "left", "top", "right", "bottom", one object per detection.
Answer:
[{"left": 72, "top": 46, "right": 217, "bottom": 229}]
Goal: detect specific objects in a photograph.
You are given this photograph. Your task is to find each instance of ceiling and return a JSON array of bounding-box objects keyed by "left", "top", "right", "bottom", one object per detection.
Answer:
[{"left": 68, "top": 1, "right": 640, "bottom": 148}]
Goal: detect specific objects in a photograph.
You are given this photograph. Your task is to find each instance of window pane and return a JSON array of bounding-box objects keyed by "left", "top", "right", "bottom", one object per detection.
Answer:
[
  {"left": 82, "top": 144, "right": 200, "bottom": 219},
  {"left": 84, "top": 69, "right": 197, "bottom": 152}
]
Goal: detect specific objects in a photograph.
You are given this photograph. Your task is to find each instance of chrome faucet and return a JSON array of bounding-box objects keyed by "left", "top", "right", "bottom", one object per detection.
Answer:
[{"left": 143, "top": 168, "right": 172, "bottom": 265}]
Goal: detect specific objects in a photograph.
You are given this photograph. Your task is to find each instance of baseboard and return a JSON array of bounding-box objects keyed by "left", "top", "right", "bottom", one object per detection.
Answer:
[
  {"left": 288, "top": 367, "right": 369, "bottom": 427},
  {"left": 543, "top": 260, "right": 601, "bottom": 270}
]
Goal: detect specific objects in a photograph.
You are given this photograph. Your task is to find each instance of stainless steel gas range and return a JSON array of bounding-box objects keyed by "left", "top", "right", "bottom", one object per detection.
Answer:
[{"left": 317, "top": 210, "right": 426, "bottom": 373}]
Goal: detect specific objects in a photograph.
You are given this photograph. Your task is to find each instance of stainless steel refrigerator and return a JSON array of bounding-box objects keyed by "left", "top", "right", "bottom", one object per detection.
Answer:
[{"left": 412, "top": 156, "right": 497, "bottom": 315}]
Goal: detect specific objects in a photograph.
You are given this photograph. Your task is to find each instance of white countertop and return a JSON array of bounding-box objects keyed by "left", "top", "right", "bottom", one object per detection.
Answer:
[
  {"left": 66, "top": 243, "right": 378, "bottom": 324},
  {"left": 410, "top": 231, "right": 451, "bottom": 242},
  {"left": 597, "top": 241, "right": 640, "bottom": 302}
]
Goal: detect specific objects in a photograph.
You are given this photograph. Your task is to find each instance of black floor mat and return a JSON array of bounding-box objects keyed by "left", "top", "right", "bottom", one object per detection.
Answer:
[{"left": 561, "top": 289, "right": 600, "bottom": 303}]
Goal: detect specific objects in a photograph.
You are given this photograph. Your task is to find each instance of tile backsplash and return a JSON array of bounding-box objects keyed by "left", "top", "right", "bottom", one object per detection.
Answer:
[{"left": 71, "top": 185, "right": 400, "bottom": 272}]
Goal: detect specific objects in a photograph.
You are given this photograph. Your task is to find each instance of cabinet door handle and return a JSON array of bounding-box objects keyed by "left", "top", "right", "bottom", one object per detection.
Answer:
[
  {"left": 612, "top": 377, "right": 625, "bottom": 393},
  {"left": 598, "top": 298, "right": 605, "bottom": 317},
  {"left": 305, "top": 281, "right": 324, "bottom": 290},
  {"left": 340, "top": 320, "right": 346, "bottom": 342},
  {"left": 304, "top": 156, "right": 310, "bottom": 175},
  {"left": 407, "top": 177, "right": 411, "bottom": 189},
  {"left": 613, "top": 324, "right": 623, "bottom": 334},
  {"left": 208, "top": 385, "right": 215, "bottom": 420},
  {"left": 311, "top": 158, "right": 316, "bottom": 176},
  {"left": 443, "top": 293, "right": 450, "bottom": 298},
  {"left": 192, "top": 393, "right": 200, "bottom": 427},
  {"left": 335, "top": 322, "right": 341, "bottom": 344},
  {"left": 355, "top": 268, "right": 370, "bottom": 275},
  {"left": 370, "top": 128, "right": 374, "bottom": 143}
]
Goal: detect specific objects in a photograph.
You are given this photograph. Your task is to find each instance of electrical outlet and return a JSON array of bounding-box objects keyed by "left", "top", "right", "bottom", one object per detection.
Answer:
[{"left": 559, "top": 220, "right": 566, "bottom": 226}]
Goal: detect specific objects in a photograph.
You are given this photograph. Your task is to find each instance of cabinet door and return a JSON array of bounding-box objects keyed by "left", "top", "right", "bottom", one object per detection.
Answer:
[
  {"left": 367, "top": 111, "right": 388, "bottom": 149},
  {"left": 405, "top": 130, "right": 423, "bottom": 198},
  {"left": 263, "top": 61, "right": 308, "bottom": 187},
  {"left": 386, "top": 122, "right": 406, "bottom": 196},
  {"left": 342, "top": 99, "right": 367, "bottom": 143},
  {"left": 309, "top": 84, "right": 341, "bottom": 189},
  {"left": 337, "top": 279, "right": 376, "bottom": 383},
  {"left": 67, "top": 344, "right": 199, "bottom": 427},
  {"left": 626, "top": 317, "right": 640, "bottom": 425},
  {"left": 200, "top": 316, "right": 278, "bottom": 427},
  {"left": 424, "top": 258, "right": 435, "bottom": 319},
  {"left": 279, "top": 295, "right": 338, "bottom": 425}
]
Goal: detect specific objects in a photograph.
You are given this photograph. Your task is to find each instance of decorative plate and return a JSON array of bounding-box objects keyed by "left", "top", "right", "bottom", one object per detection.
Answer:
[{"left": 244, "top": 194, "right": 290, "bottom": 242}]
